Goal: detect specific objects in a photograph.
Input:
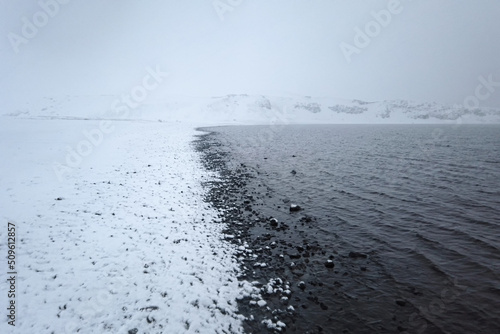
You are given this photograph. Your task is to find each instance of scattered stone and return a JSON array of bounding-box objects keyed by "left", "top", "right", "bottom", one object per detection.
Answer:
[
  {"left": 349, "top": 251, "right": 367, "bottom": 259},
  {"left": 291, "top": 170, "right": 297, "bottom": 175},
  {"left": 300, "top": 216, "right": 313, "bottom": 223},
  {"left": 325, "top": 260, "right": 335, "bottom": 268},
  {"left": 298, "top": 281, "right": 306, "bottom": 290},
  {"left": 55, "top": 197, "right": 63, "bottom": 201},
  {"left": 290, "top": 204, "right": 301, "bottom": 212},
  {"left": 128, "top": 329, "right": 138, "bottom": 334},
  {"left": 396, "top": 299, "right": 406, "bottom": 307},
  {"left": 139, "top": 306, "right": 159, "bottom": 311},
  {"left": 270, "top": 217, "right": 279, "bottom": 227}
]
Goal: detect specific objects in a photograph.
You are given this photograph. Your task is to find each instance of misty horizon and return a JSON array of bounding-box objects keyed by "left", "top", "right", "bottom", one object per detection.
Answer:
[{"left": 1, "top": 0, "right": 500, "bottom": 111}]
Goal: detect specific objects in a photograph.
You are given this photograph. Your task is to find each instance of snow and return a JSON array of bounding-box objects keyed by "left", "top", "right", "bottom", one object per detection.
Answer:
[
  {"left": 261, "top": 318, "right": 286, "bottom": 331},
  {"left": 1, "top": 92, "right": 499, "bottom": 333},
  {"left": 256, "top": 300, "right": 267, "bottom": 307},
  {"left": 5, "top": 93, "right": 500, "bottom": 125},
  {"left": 0, "top": 116, "right": 250, "bottom": 333}
]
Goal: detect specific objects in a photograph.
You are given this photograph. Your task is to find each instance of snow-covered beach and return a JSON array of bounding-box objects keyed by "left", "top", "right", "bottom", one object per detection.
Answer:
[
  {"left": 0, "top": 117, "right": 256, "bottom": 333},
  {"left": 2, "top": 91, "right": 500, "bottom": 333},
  {"left": 2, "top": 0, "right": 500, "bottom": 332}
]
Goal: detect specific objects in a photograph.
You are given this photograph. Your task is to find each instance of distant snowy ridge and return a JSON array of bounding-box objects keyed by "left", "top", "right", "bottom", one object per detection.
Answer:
[{"left": 4, "top": 94, "right": 500, "bottom": 124}]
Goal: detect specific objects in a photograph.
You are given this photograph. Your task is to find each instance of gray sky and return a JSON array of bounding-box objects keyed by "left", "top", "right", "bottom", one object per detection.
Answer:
[{"left": 1, "top": 0, "right": 499, "bottom": 107}]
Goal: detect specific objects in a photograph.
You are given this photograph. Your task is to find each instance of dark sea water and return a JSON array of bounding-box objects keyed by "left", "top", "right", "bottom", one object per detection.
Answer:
[{"left": 201, "top": 124, "right": 500, "bottom": 334}]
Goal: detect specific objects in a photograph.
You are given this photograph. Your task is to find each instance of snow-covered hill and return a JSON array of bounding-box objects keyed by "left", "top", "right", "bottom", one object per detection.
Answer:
[{"left": 4, "top": 94, "right": 500, "bottom": 124}]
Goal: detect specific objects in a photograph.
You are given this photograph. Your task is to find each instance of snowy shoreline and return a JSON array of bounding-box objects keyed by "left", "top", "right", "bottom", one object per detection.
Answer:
[{"left": 0, "top": 118, "right": 256, "bottom": 333}]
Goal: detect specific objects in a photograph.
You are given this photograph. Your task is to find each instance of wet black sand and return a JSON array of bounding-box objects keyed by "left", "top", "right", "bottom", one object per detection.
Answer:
[{"left": 194, "top": 129, "right": 446, "bottom": 334}]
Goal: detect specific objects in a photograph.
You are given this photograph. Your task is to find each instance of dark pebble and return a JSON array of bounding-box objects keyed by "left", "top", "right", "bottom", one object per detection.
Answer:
[
  {"left": 139, "top": 306, "right": 159, "bottom": 311},
  {"left": 396, "top": 300, "right": 406, "bottom": 307},
  {"left": 325, "top": 260, "right": 335, "bottom": 268},
  {"left": 349, "top": 251, "right": 367, "bottom": 259},
  {"left": 300, "top": 216, "right": 313, "bottom": 223}
]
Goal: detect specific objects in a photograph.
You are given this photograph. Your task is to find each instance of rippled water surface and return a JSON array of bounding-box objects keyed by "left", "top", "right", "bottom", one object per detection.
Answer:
[{"left": 211, "top": 124, "right": 500, "bottom": 333}]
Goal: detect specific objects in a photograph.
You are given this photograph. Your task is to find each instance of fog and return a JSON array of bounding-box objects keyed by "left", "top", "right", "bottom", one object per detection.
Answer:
[{"left": 1, "top": 0, "right": 499, "bottom": 108}]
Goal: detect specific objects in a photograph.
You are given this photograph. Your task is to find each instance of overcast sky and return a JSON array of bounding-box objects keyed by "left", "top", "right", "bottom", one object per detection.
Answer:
[{"left": 1, "top": 0, "right": 499, "bottom": 107}]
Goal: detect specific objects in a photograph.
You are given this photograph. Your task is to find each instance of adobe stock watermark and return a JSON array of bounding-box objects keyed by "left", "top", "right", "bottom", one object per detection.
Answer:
[
  {"left": 52, "top": 65, "right": 168, "bottom": 181},
  {"left": 461, "top": 74, "right": 500, "bottom": 110},
  {"left": 387, "top": 73, "right": 499, "bottom": 173},
  {"left": 403, "top": 277, "right": 468, "bottom": 334},
  {"left": 340, "top": 0, "right": 408, "bottom": 64},
  {"left": 62, "top": 275, "right": 133, "bottom": 333},
  {"left": 380, "top": 73, "right": 499, "bottom": 256},
  {"left": 213, "top": 0, "right": 243, "bottom": 21},
  {"left": 416, "top": 73, "right": 500, "bottom": 160},
  {"left": 8, "top": 0, "right": 71, "bottom": 54}
]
